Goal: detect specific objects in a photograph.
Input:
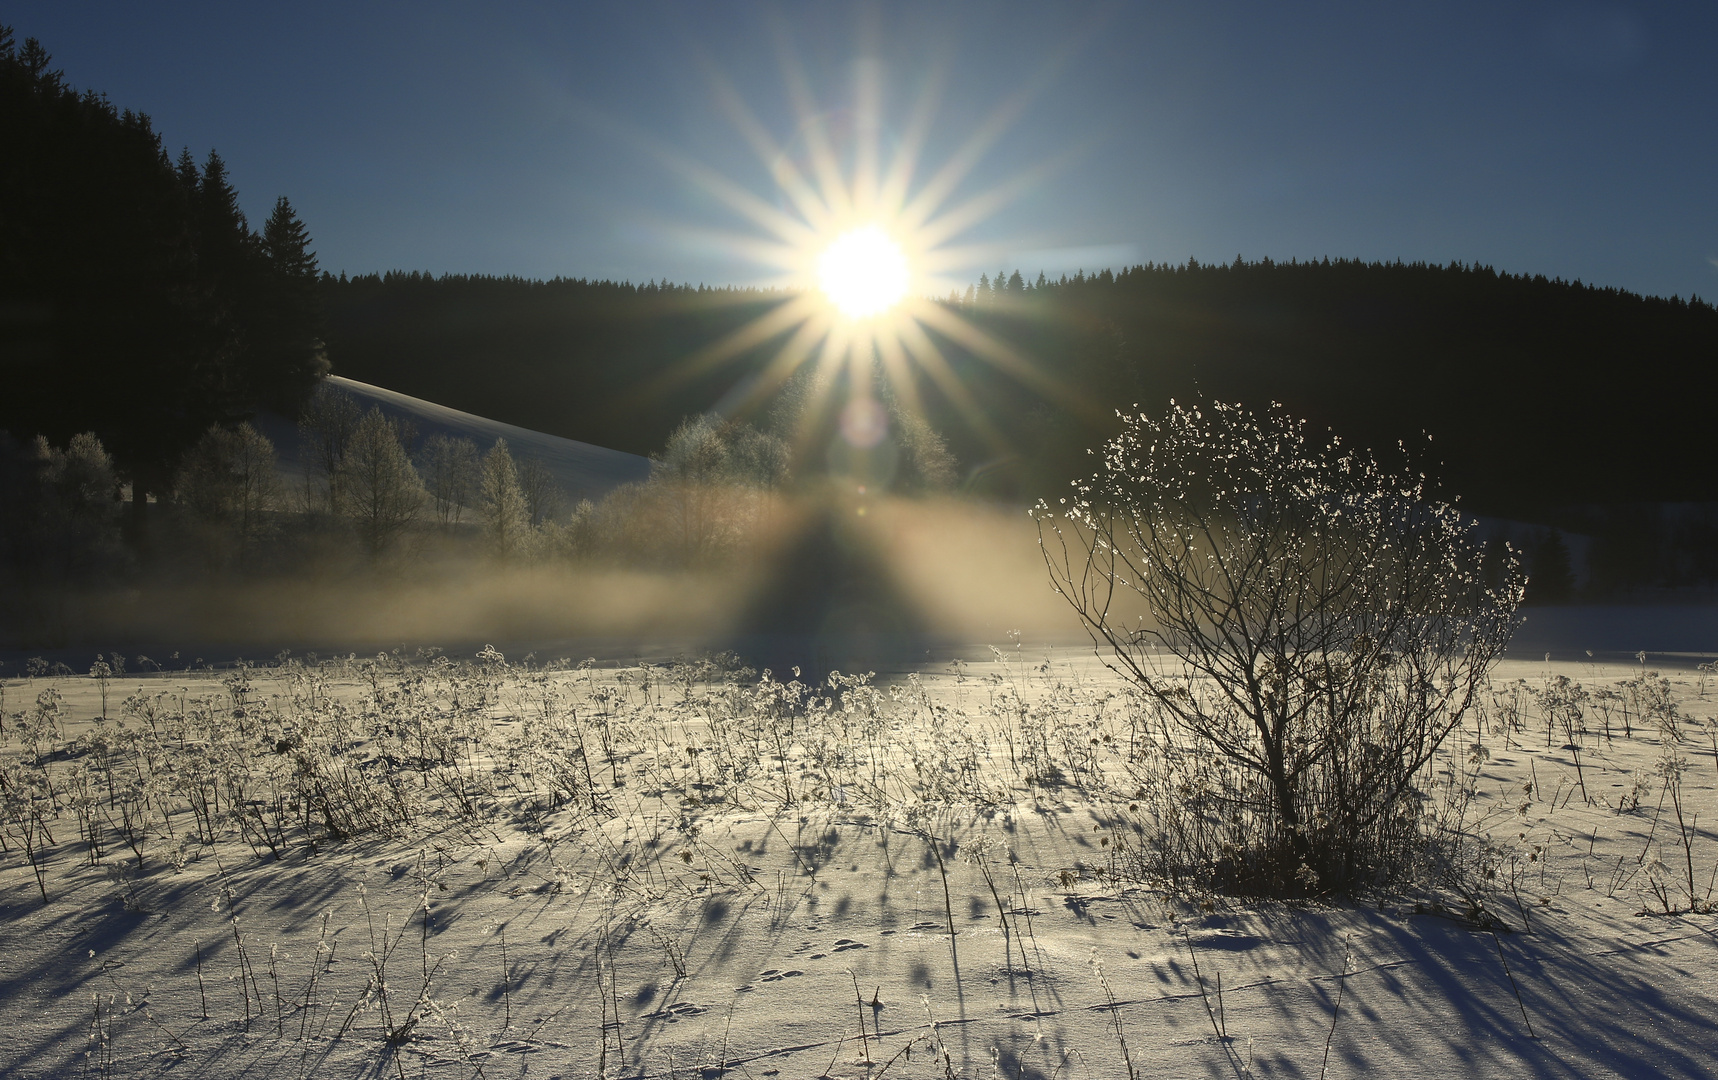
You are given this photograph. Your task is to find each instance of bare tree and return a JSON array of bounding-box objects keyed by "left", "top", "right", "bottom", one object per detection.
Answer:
[
  {"left": 479, "top": 439, "right": 529, "bottom": 558},
  {"left": 339, "top": 407, "right": 423, "bottom": 556},
  {"left": 297, "top": 382, "right": 361, "bottom": 516},
  {"left": 517, "top": 455, "right": 562, "bottom": 529},
  {"left": 1036, "top": 400, "right": 1523, "bottom": 894},
  {"left": 418, "top": 433, "right": 479, "bottom": 526}
]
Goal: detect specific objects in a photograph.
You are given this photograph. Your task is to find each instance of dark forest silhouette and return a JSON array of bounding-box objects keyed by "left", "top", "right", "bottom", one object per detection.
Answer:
[
  {"left": 0, "top": 29, "right": 326, "bottom": 528},
  {"left": 320, "top": 260, "right": 1718, "bottom": 517}
]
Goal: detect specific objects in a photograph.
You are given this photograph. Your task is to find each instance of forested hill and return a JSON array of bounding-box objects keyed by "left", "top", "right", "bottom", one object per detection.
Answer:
[
  {"left": 0, "top": 29, "right": 326, "bottom": 500},
  {"left": 321, "top": 260, "right": 1718, "bottom": 515},
  {"left": 320, "top": 273, "right": 783, "bottom": 461}
]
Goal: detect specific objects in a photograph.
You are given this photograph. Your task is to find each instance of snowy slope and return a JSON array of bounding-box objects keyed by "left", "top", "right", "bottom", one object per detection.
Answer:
[{"left": 256, "top": 375, "right": 652, "bottom": 504}]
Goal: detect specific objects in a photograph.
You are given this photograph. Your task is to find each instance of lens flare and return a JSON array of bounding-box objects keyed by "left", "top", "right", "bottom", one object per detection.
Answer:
[
  {"left": 817, "top": 227, "right": 909, "bottom": 318},
  {"left": 838, "top": 396, "right": 889, "bottom": 448}
]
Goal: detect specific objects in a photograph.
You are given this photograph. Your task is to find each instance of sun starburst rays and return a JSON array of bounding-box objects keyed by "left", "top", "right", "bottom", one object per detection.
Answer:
[{"left": 644, "top": 38, "right": 1097, "bottom": 471}]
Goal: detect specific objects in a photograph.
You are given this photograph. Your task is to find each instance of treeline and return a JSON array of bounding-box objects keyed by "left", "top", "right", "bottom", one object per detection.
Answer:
[
  {"left": 1, "top": 378, "right": 956, "bottom": 598},
  {"left": 319, "top": 272, "right": 785, "bottom": 457},
  {"left": 323, "top": 257, "right": 1718, "bottom": 522},
  {"left": 950, "top": 257, "right": 1718, "bottom": 511},
  {"left": 0, "top": 28, "right": 326, "bottom": 521}
]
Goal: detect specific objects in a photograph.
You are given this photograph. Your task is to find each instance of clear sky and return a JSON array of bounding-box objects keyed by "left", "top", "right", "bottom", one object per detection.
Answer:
[{"left": 12, "top": 1, "right": 1716, "bottom": 299}]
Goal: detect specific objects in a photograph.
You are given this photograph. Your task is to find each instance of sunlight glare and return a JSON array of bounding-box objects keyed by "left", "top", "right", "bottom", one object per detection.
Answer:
[{"left": 818, "top": 227, "right": 909, "bottom": 318}]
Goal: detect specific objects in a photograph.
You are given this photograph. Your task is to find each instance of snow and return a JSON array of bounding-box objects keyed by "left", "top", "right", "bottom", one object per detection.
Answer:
[
  {"left": 2, "top": 653, "right": 1716, "bottom": 1079},
  {"left": 254, "top": 375, "right": 653, "bottom": 504}
]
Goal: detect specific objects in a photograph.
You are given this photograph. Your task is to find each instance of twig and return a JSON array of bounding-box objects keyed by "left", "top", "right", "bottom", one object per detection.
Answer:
[
  {"left": 194, "top": 941, "right": 208, "bottom": 1020},
  {"left": 1318, "top": 938, "right": 1351, "bottom": 1080},
  {"left": 924, "top": 833, "right": 959, "bottom": 971},
  {"left": 1091, "top": 952, "right": 1138, "bottom": 1080},
  {"left": 850, "top": 969, "right": 872, "bottom": 1064},
  {"left": 499, "top": 925, "right": 511, "bottom": 1030},
  {"left": 818, "top": 1031, "right": 847, "bottom": 1079},
  {"left": 1490, "top": 930, "right": 1536, "bottom": 1038}
]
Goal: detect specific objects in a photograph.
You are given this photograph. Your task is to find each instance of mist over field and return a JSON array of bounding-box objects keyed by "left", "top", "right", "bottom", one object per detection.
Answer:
[{"left": 1, "top": 493, "right": 1081, "bottom": 671}]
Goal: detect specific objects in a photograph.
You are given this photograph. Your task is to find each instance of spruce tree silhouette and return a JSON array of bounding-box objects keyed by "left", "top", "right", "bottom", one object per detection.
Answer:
[
  {"left": 0, "top": 27, "right": 326, "bottom": 545},
  {"left": 257, "top": 196, "right": 329, "bottom": 411}
]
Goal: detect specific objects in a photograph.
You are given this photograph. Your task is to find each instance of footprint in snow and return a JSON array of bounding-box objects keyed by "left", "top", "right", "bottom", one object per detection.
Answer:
[
  {"left": 642, "top": 1001, "right": 709, "bottom": 1020},
  {"left": 759, "top": 969, "right": 804, "bottom": 982},
  {"left": 833, "top": 939, "right": 869, "bottom": 952}
]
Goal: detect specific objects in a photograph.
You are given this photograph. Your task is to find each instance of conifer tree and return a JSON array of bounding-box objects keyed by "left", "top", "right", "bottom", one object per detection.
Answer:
[
  {"left": 262, "top": 196, "right": 316, "bottom": 278},
  {"left": 254, "top": 197, "right": 329, "bottom": 410},
  {"left": 0, "top": 29, "right": 327, "bottom": 536},
  {"left": 195, "top": 150, "right": 252, "bottom": 272},
  {"left": 175, "top": 147, "right": 199, "bottom": 189}
]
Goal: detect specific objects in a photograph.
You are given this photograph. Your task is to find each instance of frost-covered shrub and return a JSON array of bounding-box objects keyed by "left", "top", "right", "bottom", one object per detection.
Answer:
[{"left": 1037, "top": 400, "right": 1525, "bottom": 895}]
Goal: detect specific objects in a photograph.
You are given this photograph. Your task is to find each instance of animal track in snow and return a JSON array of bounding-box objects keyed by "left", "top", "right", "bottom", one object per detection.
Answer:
[
  {"left": 641, "top": 1001, "right": 708, "bottom": 1021},
  {"left": 807, "top": 937, "right": 870, "bottom": 960}
]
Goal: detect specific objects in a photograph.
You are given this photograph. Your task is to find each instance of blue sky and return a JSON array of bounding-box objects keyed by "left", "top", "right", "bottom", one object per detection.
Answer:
[{"left": 13, "top": 1, "right": 1716, "bottom": 298}]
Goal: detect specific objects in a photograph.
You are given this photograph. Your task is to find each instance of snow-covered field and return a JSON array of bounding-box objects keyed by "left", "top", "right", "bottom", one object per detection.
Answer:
[{"left": 2, "top": 649, "right": 1715, "bottom": 1079}]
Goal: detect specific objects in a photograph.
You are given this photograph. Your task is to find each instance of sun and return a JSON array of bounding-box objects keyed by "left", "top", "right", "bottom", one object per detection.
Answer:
[
  {"left": 817, "top": 227, "right": 910, "bottom": 319},
  {"left": 641, "top": 40, "right": 1093, "bottom": 471}
]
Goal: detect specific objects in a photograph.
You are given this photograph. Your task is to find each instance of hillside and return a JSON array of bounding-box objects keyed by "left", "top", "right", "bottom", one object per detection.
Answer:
[
  {"left": 321, "top": 261, "right": 1718, "bottom": 517},
  {"left": 256, "top": 375, "right": 650, "bottom": 505}
]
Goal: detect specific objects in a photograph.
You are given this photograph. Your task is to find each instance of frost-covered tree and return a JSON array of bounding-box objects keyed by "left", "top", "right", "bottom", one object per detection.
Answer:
[
  {"left": 727, "top": 426, "right": 791, "bottom": 491},
  {"left": 652, "top": 415, "right": 732, "bottom": 558},
  {"left": 339, "top": 407, "right": 422, "bottom": 556},
  {"left": 517, "top": 455, "right": 562, "bottom": 529},
  {"left": 479, "top": 439, "right": 529, "bottom": 558},
  {"left": 891, "top": 407, "right": 958, "bottom": 492},
  {"left": 174, "top": 423, "right": 280, "bottom": 562},
  {"left": 39, "top": 431, "right": 119, "bottom": 511},
  {"left": 297, "top": 382, "right": 361, "bottom": 516},
  {"left": 418, "top": 433, "right": 479, "bottom": 526},
  {"left": 1, "top": 431, "right": 125, "bottom": 578}
]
